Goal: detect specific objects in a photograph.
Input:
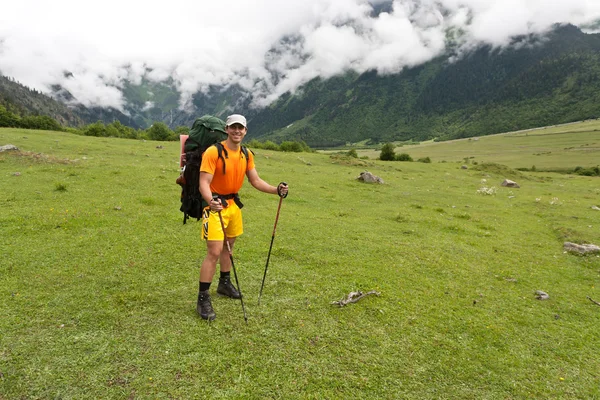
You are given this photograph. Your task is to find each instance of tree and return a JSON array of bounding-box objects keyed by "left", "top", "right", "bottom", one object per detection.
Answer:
[
  {"left": 0, "top": 105, "right": 20, "bottom": 127},
  {"left": 83, "top": 121, "right": 106, "bottom": 137},
  {"left": 175, "top": 126, "right": 190, "bottom": 135},
  {"left": 147, "top": 122, "right": 175, "bottom": 141},
  {"left": 379, "top": 143, "right": 396, "bottom": 161}
]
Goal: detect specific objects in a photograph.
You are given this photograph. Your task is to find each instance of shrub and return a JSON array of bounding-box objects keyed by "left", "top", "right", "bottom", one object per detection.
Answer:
[
  {"left": 263, "top": 141, "right": 280, "bottom": 151},
  {"left": 280, "top": 141, "right": 304, "bottom": 152},
  {"left": 83, "top": 121, "right": 106, "bottom": 137},
  {"left": 347, "top": 149, "right": 358, "bottom": 158},
  {"left": 379, "top": 143, "right": 395, "bottom": 161},
  {"left": 146, "top": 122, "right": 175, "bottom": 141},
  {"left": 396, "top": 153, "right": 413, "bottom": 162},
  {"left": 417, "top": 156, "right": 431, "bottom": 163},
  {"left": 20, "top": 115, "right": 63, "bottom": 131}
]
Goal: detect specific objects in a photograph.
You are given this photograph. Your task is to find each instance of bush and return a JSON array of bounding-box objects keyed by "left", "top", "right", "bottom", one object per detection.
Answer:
[
  {"left": 280, "top": 141, "right": 304, "bottom": 152},
  {"left": 83, "top": 121, "right": 106, "bottom": 137},
  {"left": 575, "top": 167, "right": 600, "bottom": 176},
  {"left": 396, "top": 153, "right": 413, "bottom": 162},
  {"left": 347, "top": 149, "right": 358, "bottom": 158},
  {"left": 417, "top": 156, "right": 431, "bottom": 163},
  {"left": 146, "top": 122, "right": 176, "bottom": 141},
  {"left": 262, "top": 141, "right": 280, "bottom": 151},
  {"left": 20, "top": 115, "right": 63, "bottom": 131},
  {"left": 379, "top": 143, "right": 395, "bottom": 161}
]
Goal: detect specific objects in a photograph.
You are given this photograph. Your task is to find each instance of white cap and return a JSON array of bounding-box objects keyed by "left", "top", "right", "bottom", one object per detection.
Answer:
[{"left": 226, "top": 114, "right": 247, "bottom": 128}]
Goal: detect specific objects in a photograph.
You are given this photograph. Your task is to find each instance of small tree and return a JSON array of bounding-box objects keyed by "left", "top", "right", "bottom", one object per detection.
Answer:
[
  {"left": 379, "top": 143, "right": 396, "bottom": 161},
  {"left": 175, "top": 126, "right": 190, "bottom": 135},
  {"left": 147, "top": 122, "right": 174, "bottom": 141},
  {"left": 83, "top": 121, "right": 106, "bottom": 137}
]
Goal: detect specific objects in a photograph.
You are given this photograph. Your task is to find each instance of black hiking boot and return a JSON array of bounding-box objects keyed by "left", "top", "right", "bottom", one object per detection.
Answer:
[
  {"left": 196, "top": 291, "right": 216, "bottom": 321},
  {"left": 217, "top": 276, "right": 242, "bottom": 299}
]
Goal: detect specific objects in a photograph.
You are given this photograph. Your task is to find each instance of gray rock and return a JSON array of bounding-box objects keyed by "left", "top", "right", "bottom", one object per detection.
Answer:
[
  {"left": 501, "top": 179, "right": 520, "bottom": 188},
  {"left": 564, "top": 242, "right": 600, "bottom": 255},
  {"left": 535, "top": 290, "right": 549, "bottom": 300},
  {"left": 357, "top": 171, "right": 384, "bottom": 184},
  {"left": 0, "top": 144, "right": 19, "bottom": 152}
]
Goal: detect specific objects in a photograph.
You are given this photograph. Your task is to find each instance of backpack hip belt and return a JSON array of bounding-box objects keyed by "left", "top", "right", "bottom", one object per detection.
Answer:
[{"left": 213, "top": 193, "right": 244, "bottom": 209}]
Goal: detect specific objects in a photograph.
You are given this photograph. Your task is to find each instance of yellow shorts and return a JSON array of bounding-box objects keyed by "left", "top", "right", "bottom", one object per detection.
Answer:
[{"left": 202, "top": 202, "right": 244, "bottom": 241}]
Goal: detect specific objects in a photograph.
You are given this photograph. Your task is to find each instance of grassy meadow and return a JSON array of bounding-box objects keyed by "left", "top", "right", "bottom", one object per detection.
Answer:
[
  {"left": 354, "top": 119, "right": 600, "bottom": 172},
  {"left": 1, "top": 126, "right": 600, "bottom": 399}
]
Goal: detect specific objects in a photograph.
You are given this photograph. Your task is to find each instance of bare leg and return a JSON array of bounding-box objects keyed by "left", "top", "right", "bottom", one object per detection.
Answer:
[{"left": 218, "top": 237, "right": 236, "bottom": 273}]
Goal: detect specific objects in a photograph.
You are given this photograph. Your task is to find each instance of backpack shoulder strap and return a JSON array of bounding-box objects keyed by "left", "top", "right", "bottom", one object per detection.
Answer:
[
  {"left": 241, "top": 146, "right": 254, "bottom": 172},
  {"left": 214, "top": 142, "right": 227, "bottom": 174}
]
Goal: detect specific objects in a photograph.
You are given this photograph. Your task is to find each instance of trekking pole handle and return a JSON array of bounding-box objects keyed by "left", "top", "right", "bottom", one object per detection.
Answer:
[{"left": 277, "top": 182, "right": 288, "bottom": 198}]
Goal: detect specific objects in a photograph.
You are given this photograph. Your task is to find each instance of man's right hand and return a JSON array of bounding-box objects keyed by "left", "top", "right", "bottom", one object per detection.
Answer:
[{"left": 210, "top": 197, "right": 223, "bottom": 212}]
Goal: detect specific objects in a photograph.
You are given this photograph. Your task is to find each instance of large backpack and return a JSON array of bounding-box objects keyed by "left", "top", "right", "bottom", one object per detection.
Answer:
[{"left": 176, "top": 115, "right": 252, "bottom": 224}]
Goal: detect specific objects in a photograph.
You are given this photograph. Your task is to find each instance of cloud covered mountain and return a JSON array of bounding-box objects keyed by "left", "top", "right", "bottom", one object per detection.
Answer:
[{"left": 91, "top": 23, "right": 599, "bottom": 147}]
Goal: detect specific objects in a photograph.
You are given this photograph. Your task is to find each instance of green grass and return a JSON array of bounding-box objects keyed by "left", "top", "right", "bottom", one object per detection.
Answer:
[
  {"left": 1, "top": 128, "right": 599, "bottom": 399},
  {"left": 353, "top": 119, "right": 600, "bottom": 171}
]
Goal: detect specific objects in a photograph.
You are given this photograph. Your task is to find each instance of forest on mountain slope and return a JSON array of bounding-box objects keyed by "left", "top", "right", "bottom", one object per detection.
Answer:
[
  {"left": 2, "top": 25, "right": 600, "bottom": 147},
  {"left": 247, "top": 24, "right": 600, "bottom": 147}
]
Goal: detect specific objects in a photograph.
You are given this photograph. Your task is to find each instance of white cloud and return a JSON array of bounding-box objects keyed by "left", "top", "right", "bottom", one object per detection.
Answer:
[{"left": 1, "top": 0, "right": 599, "bottom": 111}]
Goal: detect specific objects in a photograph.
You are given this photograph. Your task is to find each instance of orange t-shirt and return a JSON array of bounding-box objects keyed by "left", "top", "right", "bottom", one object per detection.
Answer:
[{"left": 200, "top": 142, "right": 255, "bottom": 194}]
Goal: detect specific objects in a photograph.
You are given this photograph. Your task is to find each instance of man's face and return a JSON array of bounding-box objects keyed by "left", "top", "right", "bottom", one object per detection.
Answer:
[{"left": 226, "top": 123, "right": 247, "bottom": 143}]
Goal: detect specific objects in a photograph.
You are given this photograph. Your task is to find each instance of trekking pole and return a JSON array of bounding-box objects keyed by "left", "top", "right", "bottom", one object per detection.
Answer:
[
  {"left": 213, "top": 195, "right": 248, "bottom": 324},
  {"left": 258, "top": 189, "right": 285, "bottom": 305}
]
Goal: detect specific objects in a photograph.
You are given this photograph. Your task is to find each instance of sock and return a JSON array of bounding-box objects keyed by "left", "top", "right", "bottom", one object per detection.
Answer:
[
  {"left": 199, "top": 282, "right": 211, "bottom": 293},
  {"left": 220, "top": 271, "right": 231, "bottom": 280}
]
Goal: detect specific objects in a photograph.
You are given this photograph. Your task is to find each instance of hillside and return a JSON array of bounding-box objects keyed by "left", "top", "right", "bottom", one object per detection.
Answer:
[
  {"left": 2, "top": 25, "right": 600, "bottom": 146},
  {"left": 247, "top": 24, "right": 600, "bottom": 146},
  {"left": 0, "top": 76, "right": 141, "bottom": 128},
  {"left": 0, "top": 76, "right": 85, "bottom": 127}
]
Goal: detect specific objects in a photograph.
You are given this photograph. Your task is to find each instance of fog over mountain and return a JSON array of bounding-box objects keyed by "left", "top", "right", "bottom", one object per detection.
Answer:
[{"left": 1, "top": 0, "right": 600, "bottom": 114}]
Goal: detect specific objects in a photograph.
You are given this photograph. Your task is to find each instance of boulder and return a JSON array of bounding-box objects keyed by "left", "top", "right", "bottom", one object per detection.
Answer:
[
  {"left": 501, "top": 179, "right": 520, "bottom": 188},
  {"left": 357, "top": 171, "right": 384, "bottom": 184},
  {"left": 0, "top": 144, "right": 19, "bottom": 152},
  {"left": 564, "top": 242, "right": 600, "bottom": 255}
]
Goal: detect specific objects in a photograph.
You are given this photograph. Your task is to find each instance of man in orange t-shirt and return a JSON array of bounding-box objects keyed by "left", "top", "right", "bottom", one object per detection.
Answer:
[{"left": 196, "top": 114, "right": 288, "bottom": 321}]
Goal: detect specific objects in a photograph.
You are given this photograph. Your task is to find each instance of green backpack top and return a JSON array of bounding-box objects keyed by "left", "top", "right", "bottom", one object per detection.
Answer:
[{"left": 185, "top": 115, "right": 228, "bottom": 152}]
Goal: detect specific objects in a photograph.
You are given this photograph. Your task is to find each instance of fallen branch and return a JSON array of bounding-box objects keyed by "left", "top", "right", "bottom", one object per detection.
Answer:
[
  {"left": 587, "top": 296, "right": 600, "bottom": 307},
  {"left": 331, "top": 290, "right": 380, "bottom": 307}
]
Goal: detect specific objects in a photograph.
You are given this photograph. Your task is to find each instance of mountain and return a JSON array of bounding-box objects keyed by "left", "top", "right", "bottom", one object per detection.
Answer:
[
  {"left": 0, "top": 75, "right": 141, "bottom": 129},
  {"left": 3, "top": 24, "right": 600, "bottom": 147},
  {"left": 0, "top": 76, "right": 85, "bottom": 126},
  {"left": 245, "top": 24, "right": 600, "bottom": 146}
]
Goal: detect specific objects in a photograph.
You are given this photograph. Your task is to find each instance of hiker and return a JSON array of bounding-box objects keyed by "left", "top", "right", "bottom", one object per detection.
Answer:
[{"left": 196, "top": 114, "right": 289, "bottom": 320}]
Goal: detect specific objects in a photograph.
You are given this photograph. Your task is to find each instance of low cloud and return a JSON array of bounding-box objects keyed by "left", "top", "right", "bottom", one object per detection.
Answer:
[{"left": 1, "top": 0, "right": 599, "bottom": 111}]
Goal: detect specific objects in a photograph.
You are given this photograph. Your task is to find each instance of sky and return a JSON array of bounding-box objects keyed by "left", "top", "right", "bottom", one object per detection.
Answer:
[{"left": 1, "top": 0, "right": 599, "bottom": 111}]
